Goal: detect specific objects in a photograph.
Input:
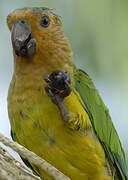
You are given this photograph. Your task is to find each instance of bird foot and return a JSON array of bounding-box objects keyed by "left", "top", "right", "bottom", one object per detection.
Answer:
[{"left": 43, "top": 70, "right": 72, "bottom": 121}]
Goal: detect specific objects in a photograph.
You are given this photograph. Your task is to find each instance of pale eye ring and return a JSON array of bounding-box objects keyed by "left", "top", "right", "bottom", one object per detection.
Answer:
[{"left": 40, "top": 16, "right": 50, "bottom": 28}]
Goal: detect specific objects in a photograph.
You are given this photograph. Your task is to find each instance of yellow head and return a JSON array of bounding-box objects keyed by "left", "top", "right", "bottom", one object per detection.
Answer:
[{"left": 7, "top": 7, "right": 73, "bottom": 68}]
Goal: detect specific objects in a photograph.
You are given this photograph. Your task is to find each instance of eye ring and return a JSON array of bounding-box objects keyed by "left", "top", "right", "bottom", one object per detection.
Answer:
[{"left": 40, "top": 16, "right": 50, "bottom": 28}]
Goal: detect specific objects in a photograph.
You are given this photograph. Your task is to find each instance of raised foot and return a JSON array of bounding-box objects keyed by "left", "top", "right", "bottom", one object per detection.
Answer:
[{"left": 43, "top": 70, "right": 72, "bottom": 121}]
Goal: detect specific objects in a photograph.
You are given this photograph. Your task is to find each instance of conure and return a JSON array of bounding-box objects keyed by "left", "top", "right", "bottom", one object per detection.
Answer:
[{"left": 7, "top": 7, "right": 128, "bottom": 180}]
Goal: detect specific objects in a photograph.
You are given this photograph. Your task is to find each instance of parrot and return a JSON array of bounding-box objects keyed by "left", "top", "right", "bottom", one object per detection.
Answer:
[{"left": 7, "top": 7, "right": 128, "bottom": 180}]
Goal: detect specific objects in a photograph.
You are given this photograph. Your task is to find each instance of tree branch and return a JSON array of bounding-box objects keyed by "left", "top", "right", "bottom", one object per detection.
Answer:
[{"left": 0, "top": 133, "right": 70, "bottom": 180}]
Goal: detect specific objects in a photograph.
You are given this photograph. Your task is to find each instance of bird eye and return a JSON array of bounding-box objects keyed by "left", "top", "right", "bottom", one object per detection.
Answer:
[{"left": 40, "top": 16, "right": 50, "bottom": 28}]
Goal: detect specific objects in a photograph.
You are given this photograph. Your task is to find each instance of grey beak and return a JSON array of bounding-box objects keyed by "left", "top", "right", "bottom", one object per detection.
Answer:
[{"left": 11, "top": 20, "right": 36, "bottom": 58}]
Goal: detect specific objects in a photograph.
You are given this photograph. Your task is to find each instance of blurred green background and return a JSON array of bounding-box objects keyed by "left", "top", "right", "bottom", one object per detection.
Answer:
[{"left": 0, "top": 0, "right": 128, "bottom": 161}]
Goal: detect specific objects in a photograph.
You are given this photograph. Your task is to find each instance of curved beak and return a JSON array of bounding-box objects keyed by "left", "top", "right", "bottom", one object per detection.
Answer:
[{"left": 11, "top": 20, "right": 36, "bottom": 58}]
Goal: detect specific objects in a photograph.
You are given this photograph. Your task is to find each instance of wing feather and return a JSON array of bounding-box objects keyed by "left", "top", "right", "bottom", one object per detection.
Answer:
[{"left": 75, "top": 69, "right": 128, "bottom": 180}]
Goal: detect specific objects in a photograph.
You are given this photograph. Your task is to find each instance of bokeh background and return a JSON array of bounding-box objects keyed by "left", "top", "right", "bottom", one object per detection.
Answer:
[{"left": 0, "top": 0, "right": 128, "bottom": 162}]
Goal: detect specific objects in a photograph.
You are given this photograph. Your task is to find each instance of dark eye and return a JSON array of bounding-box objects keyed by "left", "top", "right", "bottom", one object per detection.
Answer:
[{"left": 40, "top": 16, "right": 50, "bottom": 28}]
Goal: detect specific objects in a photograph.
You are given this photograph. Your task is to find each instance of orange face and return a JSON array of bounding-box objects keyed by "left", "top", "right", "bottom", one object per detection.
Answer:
[
  {"left": 7, "top": 8, "right": 62, "bottom": 38},
  {"left": 7, "top": 7, "right": 71, "bottom": 63}
]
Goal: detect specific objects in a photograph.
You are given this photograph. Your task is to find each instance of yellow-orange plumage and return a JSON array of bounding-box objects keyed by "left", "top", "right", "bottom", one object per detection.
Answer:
[{"left": 7, "top": 7, "right": 122, "bottom": 180}]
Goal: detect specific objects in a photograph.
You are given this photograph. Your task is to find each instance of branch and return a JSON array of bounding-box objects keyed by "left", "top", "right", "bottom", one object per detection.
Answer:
[
  {"left": 0, "top": 146, "right": 40, "bottom": 180},
  {"left": 0, "top": 133, "right": 70, "bottom": 180}
]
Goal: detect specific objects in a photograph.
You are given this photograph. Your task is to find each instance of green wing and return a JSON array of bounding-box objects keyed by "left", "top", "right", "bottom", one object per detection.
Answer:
[{"left": 74, "top": 69, "right": 128, "bottom": 180}]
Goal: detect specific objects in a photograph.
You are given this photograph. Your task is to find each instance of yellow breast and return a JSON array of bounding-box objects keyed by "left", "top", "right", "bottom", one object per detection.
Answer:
[{"left": 8, "top": 75, "right": 112, "bottom": 180}]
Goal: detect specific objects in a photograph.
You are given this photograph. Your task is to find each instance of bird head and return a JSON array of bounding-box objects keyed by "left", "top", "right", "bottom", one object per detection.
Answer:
[{"left": 7, "top": 7, "right": 73, "bottom": 68}]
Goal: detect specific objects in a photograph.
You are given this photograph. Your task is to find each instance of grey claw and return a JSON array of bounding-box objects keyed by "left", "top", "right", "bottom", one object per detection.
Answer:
[
  {"left": 44, "top": 70, "right": 72, "bottom": 122},
  {"left": 43, "top": 75, "right": 51, "bottom": 83}
]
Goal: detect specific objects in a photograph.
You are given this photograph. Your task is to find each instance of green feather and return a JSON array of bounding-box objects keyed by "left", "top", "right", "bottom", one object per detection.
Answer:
[{"left": 74, "top": 69, "right": 128, "bottom": 180}]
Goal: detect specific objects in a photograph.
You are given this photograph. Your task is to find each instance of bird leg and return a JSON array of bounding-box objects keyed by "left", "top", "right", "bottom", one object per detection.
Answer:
[{"left": 44, "top": 70, "right": 72, "bottom": 122}]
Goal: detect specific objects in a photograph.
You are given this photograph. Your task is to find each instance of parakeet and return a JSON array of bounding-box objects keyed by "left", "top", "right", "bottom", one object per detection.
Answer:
[{"left": 7, "top": 7, "right": 128, "bottom": 180}]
